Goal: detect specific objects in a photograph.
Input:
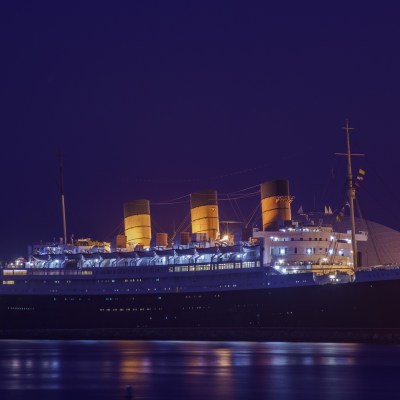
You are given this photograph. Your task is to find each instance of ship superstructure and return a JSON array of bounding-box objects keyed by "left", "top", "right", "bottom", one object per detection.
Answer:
[{"left": 23, "top": 177, "right": 362, "bottom": 282}]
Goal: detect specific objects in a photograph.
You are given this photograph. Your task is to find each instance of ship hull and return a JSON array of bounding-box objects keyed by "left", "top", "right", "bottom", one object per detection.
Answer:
[{"left": 1, "top": 277, "right": 399, "bottom": 331}]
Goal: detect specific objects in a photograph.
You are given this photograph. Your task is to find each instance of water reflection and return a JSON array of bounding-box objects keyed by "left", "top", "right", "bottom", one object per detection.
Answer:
[{"left": 0, "top": 340, "right": 399, "bottom": 399}]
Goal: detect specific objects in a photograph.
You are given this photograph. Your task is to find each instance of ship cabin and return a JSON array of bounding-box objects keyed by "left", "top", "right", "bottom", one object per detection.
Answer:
[{"left": 253, "top": 224, "right": 367, "bottom": 274}]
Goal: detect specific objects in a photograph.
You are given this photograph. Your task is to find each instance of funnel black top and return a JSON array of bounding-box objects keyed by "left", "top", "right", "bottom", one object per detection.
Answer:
[
  {"left": 190, "top": 190, "right": 218, "bottom": 209},
  {"left": 124, "top": 199, "right": 150, "bottom": 218},
  {"left": 261, "top": 180, "right": 290, "bottom": 200}
]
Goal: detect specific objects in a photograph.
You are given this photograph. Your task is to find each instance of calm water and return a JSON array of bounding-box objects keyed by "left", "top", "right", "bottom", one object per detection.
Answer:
[{"left": 0, "top": 340, "right": 399, "bottom": 399}]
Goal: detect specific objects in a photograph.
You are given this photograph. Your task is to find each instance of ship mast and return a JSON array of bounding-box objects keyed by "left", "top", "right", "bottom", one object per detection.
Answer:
[
  {"left": 342, "top": 119, "right": 358, "bottom": 270},
  {"left": 335, "top": 119, "right": 365, "bottom": 270},
  {"left": 60, "top": 155, "right": 67, "bottom": 245}
]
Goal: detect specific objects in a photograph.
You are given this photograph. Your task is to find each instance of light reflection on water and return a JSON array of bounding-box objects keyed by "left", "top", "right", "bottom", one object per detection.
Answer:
[{"left": 0, "top": 340, "right": 399, "bottom": 399}]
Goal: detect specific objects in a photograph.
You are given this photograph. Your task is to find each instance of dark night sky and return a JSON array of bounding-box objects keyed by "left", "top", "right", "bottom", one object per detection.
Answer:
[{"left": 1, "top": 2, "right": 400, "bottom": 260}]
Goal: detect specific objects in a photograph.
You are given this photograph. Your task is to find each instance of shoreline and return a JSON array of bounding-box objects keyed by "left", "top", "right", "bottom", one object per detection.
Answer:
[{"left": 0, "top": 327, "right": 400, "bottom": 343}]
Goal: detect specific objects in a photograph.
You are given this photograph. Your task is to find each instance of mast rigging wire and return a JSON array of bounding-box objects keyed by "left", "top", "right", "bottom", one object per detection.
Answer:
[{"left": 355, "top": 197, "right": 383, "bottom": 265}]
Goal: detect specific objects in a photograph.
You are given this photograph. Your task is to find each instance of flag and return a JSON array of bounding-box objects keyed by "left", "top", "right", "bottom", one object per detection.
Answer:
[
  {"left": 354, "top": 168, "right": 366, "bottom": 194},
  {"left": 297, "top": 205, "right": 304, "bottom": 214}
]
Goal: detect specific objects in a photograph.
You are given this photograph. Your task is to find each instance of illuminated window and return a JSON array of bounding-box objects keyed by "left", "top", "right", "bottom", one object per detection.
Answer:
[{"left": 14, "top": 269, "right": 28, "bottom": 275}]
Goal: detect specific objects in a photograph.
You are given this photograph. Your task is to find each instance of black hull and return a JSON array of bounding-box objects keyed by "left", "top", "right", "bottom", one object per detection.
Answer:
[{"left": 1, "top": 278, "right": 399, "bottom": 331}]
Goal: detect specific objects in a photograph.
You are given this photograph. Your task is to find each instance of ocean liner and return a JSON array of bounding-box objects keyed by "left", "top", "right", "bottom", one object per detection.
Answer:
[{"left": 2, "top": 122, "right": 400, "bottom": 331}]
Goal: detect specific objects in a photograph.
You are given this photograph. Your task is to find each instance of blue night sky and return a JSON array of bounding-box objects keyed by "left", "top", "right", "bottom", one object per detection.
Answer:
[{"left": 1, "top": 2, "right": 400, "bottom": 259}]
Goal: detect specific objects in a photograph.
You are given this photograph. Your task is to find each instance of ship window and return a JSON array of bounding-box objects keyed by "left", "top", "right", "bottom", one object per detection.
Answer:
[
  {"left": 81, "top": 270, "right": 93, "bottom": 275},
  {"left": 14, "top": 270, "right": 27, "bottom": 275},
  {"left": 2, "top": 280, "right": 15, "bottom": 285}
]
